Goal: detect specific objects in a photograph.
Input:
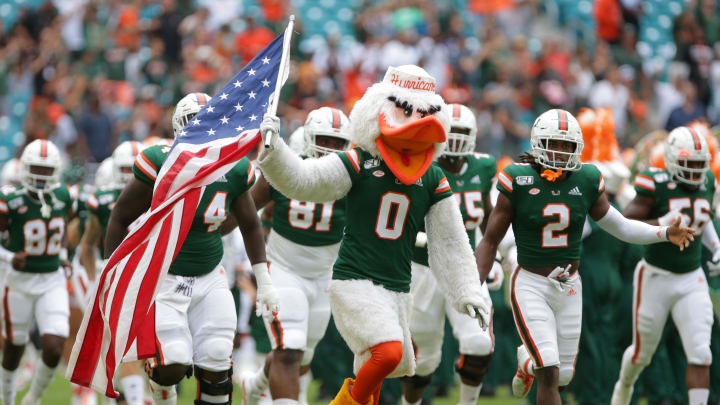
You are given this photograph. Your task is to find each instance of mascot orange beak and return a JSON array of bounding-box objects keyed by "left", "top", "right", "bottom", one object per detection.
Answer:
[{"left": 376, "top": 113, "right": 446, "bottom": 185}]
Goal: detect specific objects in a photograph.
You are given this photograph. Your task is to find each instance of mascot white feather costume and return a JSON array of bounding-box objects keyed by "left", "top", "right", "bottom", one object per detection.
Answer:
[{"left": 258, "top": 65, "right": 487, "bottom": 405}]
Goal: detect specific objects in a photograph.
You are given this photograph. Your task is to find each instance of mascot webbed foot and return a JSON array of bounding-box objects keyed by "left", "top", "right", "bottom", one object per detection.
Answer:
[{"left": 330, "top": 378, "right": 373, "bottom": 405}]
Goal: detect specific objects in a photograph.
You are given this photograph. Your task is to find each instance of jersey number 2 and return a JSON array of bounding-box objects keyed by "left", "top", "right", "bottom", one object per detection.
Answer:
[
  {"left": 23, "top": 218, "right": 64, "bottom": 256},
  {"left": 542, "top": 203, "right": 570, "bottom": 248}
]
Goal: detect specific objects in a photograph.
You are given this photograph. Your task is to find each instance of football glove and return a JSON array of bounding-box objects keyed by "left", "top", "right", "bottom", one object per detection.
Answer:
[
  {"left": 261, "top": 114, "right": 281, "bottom": 149},
  {"left": 707, "top": 249, "right": 720, "bottom": 277},
  {"left": 547, "top": 264, "right": 574, "bottom": 292},
  {"left": 252, "top": 262, "right": 279, "bottom": 316}
]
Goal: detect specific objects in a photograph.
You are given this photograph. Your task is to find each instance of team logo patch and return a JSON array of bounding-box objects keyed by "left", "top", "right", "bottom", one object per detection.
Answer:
[
  {"left": 18, "top": 206, "right": 27, "bottom": 214},
  {"left": 364, "top": 159, "right": 381, "bottom": 169},
  {"left": 529, "top": 188, "right": 540, "bottom": 195},
  {"left": 552, "top": 190, "right": 561, "bottom": 196},
  {"left": 8, "top": 198, "right": 22, "bottom": 210},
  {"left": 668, "top": 182, "right": 677, "bottom": 190},
  {"left": 373, "top": 170, "right": 385, "bottom": 178},
  {"left": 456, "top": 180, "right": 464, "bottom": 186},
  {"left": 517, "top": 176, "right": 534, "bottom": 186}
]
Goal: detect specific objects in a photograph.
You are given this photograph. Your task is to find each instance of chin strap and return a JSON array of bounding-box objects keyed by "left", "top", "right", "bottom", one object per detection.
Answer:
[
  {"left": 541, "top": 167, "right": 563, "bottom": 182},
  {"left": 38, "top": 190, "right": 51, "bottom": 218}
]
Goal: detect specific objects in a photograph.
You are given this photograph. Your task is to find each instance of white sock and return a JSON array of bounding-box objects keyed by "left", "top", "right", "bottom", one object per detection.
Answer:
[
  {"left": 688, "top": 388, "right": 709, "bottom": 405},
  {"left": 273, "top": 399, "right": 298, "bottom": 405},
  {"left": 458, "top": 382, "right": 482, "bottom": 405},
  {"left": 28, "top": 360, "right": 56, "bottom": 399},
  {"left": 1, "top": 367, "right": 17, "bottom": 405},
  {"left": 120, "top": 374, "right": 145, "bottom": 405},
  {"left": 149, "top": 380, "right": 177, "bottom": 405},
  {"left": 401, "top": 397, "right": 421, "bottom": 405},
  {"left": 248, "top": 366, "right": 269, "bottom": 391},
  {"left": 298, "top": 372, "right": 312, "bottom": 405},
  {"left": 518, "top": 346, "right": 535, "bottom": 376}
]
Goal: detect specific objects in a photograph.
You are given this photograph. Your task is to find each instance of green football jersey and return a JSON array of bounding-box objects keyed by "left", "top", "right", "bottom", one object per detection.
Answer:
[
  {"left": 497, "top": 163, "right": 605, "bottom": 268},
  {"left": 133, "top": 145, "right": 256, "bottom": 277},
  {"left": 634, "top": 168, "right": 716, "bottom": 273},
  {"left": 413, "top": 153, "right": 497, "bottom": 266},
  {"left": 88, "top": 187, "right": 121, "bottom": 233},
  {"left": 334, "top": 147, "right": 453, "bottom": 293},
  {"left": 0, "top": 184, "right": 75, "bottom": 273},
  {"left": 269, "top": 182, "right": 347, "bottom": 246}
]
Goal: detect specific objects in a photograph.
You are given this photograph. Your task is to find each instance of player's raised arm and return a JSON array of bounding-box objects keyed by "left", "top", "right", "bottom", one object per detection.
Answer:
[
  {"left": 589, "top": 192, "right": 695, "bottom": 250},
  {"left": 257, "top": 115, "right": 352, "bottom": 202},
  {"left": 475, "top": 192, "right": 513, "bottom": 282}
]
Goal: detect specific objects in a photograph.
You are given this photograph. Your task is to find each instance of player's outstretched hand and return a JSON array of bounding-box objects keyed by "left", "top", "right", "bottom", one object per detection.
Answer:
[
  {"left": 667, "top": 217, "right": 695, "bottom": 251},
  {"left": 457, "top": 293, "right": 490, "bottom": 331},
  {"left": 260, "top": 114, "right": 281, "bottom": 149},
  {"left": 11, "top": 252, "right": 26, "bottom": 270}
]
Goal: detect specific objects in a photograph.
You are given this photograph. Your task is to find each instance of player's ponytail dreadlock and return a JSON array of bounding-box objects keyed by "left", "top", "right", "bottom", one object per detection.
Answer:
[{"left": 518, "top": 152, "right": 541, "bottom": 172}]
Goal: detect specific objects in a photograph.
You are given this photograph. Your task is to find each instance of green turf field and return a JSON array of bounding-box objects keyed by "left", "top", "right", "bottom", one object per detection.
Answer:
[{"left": 23, "top": 375, "right": 528, "bottom": 405}]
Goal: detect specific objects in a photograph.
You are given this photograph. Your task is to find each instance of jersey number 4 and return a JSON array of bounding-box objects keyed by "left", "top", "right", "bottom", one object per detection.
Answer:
[
  {"left": 23, "top": 218, "right": 64, "bottom": 256},
  {"left": 289, "top": 200, "right": 335, "bottom": 232},
  {"left": 542, "top": 203, "right": 570, "bottom": 248}
]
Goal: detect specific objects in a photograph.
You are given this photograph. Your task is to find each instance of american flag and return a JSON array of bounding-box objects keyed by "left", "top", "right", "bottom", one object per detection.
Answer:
[{"left": 66, "top": 31, "right": 290, "bottom": 397}]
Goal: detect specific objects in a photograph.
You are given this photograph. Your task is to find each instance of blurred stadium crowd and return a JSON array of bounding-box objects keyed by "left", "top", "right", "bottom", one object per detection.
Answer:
[{"left": 1, "top": 0, "right": 719, "bottom": 182}]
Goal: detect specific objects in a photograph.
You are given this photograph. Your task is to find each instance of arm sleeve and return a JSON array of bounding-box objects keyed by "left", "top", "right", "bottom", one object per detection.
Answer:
[
  {"left": 702, "top": 220, "right": 720, "bottom": 251},
  {"left": 257, "top": 140, "right": 352, "bottom": 202},
  {"left": 595, "top": 204, "right": 668, "bottom": 244},
  {"left": 426, "top": 197, "right": 483, "bottom": 308}
]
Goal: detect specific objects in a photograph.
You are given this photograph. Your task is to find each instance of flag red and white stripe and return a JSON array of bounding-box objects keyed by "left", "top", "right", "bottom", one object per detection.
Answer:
[{"left": 66, "top": 134, "right": 261, "bottom": 397}]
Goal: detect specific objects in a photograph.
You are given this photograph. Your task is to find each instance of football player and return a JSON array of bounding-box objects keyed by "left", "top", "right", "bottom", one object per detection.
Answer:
[
  {"left": 402, "top": 104, "right": 498, "bottom": 405},
  {"left": 104, "top": 93, "right": 277, "bottom": 405},
  {"left": 241, "top": 107, "right": 351, "bottom": 405},
  {"left": 612, "top": 126, "right": 720, "bottom": 405},
  {"left": 474, "top": 109, "right": 694, "bottom": 405},
  {"left": 0, "top": 140, "right": 76, "bottom": 405}
]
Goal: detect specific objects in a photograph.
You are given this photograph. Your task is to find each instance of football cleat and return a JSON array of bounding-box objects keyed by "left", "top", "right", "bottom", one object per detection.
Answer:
[{"left": 511, "top": 345, "right": 535, "bottom": 398}]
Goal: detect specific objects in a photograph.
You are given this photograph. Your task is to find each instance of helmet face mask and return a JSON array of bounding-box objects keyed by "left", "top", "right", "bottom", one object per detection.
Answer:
[
  {"left": 530, "top": 109, "right": 584, "bottom": 172},
  {"left": 664, "top": 126, "right": 710, "bottom": 186},
  {"left": 20, "top": 140, "right": 61, "bottom": 193},
  {"left": 303, "top": 107, "right": 351, "bottom": 158},
  {"left": 442, "top": 104, "right": 477, "bottom": 157}
]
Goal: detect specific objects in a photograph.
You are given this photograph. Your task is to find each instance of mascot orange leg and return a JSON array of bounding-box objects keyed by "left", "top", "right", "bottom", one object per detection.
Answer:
[{"left": 351, "top": 341, "right": 403, "bottom": 405}]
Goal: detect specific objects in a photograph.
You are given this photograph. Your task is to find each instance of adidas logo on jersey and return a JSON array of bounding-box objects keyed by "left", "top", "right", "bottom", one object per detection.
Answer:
[
  {"left": 471, "top": 175, "right": 481, "bottom": 184},
  {"left": 568, "top": 187, "right": 582, "bottom": 196},
  {"left": 216, "top": 175, "right": 228, "bottom": 182}
]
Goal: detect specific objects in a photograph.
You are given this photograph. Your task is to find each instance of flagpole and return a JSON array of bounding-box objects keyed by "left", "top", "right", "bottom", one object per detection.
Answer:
[{"left": 265, "top": 15, "right": 295, "bottom": 148}]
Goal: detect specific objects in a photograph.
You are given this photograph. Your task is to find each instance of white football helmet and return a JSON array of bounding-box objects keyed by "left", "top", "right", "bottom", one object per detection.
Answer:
[
  {"left": 444, "top": 104, "right": 477, "bottom": 156},
  {"left": 530, "top": 109, "right": 584, "bottom": 171},
  {"left": 303, "top": 107, "right": 351, "bottom": 157},
  {"left": 95, "top": 158, "right": 115, "bottom": 189},
  {"left": 112, "top": 141, "right": 143, "bottom": 187},
  {"left": 20, "top": 139, "right": 62, "bottom": 193},
  {"left": 1, "top": 158, "right": 22, "bottom": 187},
  {"left": 172, "top": 92, "right": 212, "bottom": 137},
  {"left": 288, "top": 126, "right": 307, "bottom": 154},
  {"left": 664, "top": 126, "right": 711, "bottom": 186}
]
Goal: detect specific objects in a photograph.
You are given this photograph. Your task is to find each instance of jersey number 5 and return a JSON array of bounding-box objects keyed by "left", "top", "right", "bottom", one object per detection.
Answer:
[
  {"left": 668, "top": 198, "right": 711, "bottom": 232},
  {"left": 542, "top": 203, "right": 570, "bottom": 248},
  {"left": 23, "top": 218, "right": 64, "bottom": 256}
]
